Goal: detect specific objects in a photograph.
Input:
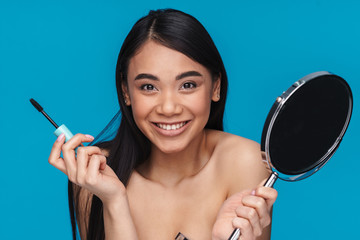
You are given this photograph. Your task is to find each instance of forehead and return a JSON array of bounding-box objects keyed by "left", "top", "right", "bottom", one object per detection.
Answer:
[{"left": 127, "top": 40, "right": 211, "bottom": 77}]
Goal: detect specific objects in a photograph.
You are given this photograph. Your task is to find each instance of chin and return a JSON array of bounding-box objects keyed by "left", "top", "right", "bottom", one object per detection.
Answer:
[{"left": 155, "top": 141, "right": 188, "bottom": 154}]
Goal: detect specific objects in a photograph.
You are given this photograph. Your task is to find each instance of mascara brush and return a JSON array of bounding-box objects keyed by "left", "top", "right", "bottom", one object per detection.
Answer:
[
  {"left": 30, "top": 98, "right": 74, "bottom": 141},
  {"left": 30, "top": 98, "right": 59, "bottom": 129}
]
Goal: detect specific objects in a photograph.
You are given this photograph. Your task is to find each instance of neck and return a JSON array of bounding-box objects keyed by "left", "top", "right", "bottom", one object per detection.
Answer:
[{"left": 137, "top": 130, "right": 211, "bottom": 187}]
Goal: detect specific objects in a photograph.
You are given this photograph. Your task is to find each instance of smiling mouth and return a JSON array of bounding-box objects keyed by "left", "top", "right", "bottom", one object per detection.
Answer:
[{"left": 154, "top": 121, "right": 189, "bottom": 130}]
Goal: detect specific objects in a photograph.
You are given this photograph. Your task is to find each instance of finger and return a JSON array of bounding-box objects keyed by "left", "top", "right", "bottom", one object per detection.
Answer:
[
  {"left": 76, "top": 146, "right": 103, "bottom": 185},
  {"left": 242, "top": 195, "right": 271, "bottom": 228},
  {"left": 232, "top": 217, "right": 254, "bottom": 240},
  {"left": 225, "top": 190, "right": 252, "bottom": 205},
  {"left": 235, "top": 206, "right": 262, "bottom": 237},
  {"left": 99, "top": 157, "right": 106, "bottom": 171},
  {"left": 254, "top": 186, "right": 278, "bottom": 209},
  {"left": 48, "top": 133, "right": 67, "bottom": 173},
  {"left": 88, "top": 155, "right": 106, "bottom": 176},
  {"left": 86, "top": 154, "right": 107, "bottom": 186},
  {"left": 62, "top": 134, "right": 95, "bottom": 181},
  {"left": 62, "top": 133, "right": 95, "bottom": 153}
]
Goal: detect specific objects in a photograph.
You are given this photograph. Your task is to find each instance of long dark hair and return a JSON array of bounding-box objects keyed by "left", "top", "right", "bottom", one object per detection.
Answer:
[{"left": 68, "top": 8, "right": 228, "bottom": 239}]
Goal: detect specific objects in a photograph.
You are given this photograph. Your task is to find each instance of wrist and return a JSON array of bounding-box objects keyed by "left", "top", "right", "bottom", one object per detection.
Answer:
[
  {"left": 102, "top": 194, "right": 139, "bottom": 240},
  {"left": 102, "top": 192, "right": 129, "bottom": 214}
]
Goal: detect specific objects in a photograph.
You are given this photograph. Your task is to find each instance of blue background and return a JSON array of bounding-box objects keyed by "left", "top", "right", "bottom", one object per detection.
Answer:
[{"left": 1, "top": 0, "right": 359, "bottom": 239}]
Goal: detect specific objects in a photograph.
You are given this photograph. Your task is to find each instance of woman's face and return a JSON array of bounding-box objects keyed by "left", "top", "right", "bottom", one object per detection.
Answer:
[{"left": 124, "top": 40, "right": 220, "bottom": 154}]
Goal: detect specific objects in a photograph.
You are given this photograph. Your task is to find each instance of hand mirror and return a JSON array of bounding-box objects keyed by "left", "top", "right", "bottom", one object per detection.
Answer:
[{"left": 229, "top": 71, "right": 353, "bottom": 239}]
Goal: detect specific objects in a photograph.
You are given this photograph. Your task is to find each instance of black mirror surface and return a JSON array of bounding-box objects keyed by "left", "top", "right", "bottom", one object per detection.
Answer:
[{"left": 261, "top": 71, "right": 353, "bottom": 181}]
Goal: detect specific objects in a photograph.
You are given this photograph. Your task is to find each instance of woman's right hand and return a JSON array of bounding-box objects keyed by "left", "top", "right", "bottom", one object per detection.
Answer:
[{"left": 48, "top": 133, "right": 126, "bottom": 205}]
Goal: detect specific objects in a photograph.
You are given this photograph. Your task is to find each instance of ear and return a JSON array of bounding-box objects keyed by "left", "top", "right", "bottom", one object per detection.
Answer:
[
  {"left": 211, "top": 76, "right": 221, "bottom": 102},
  {"left": 121, "top": 82, "right": 131, "bottom": 106}
]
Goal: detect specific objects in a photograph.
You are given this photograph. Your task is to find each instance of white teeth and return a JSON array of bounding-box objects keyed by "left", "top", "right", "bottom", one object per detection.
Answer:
[{"left": 156, "top": 122, "right": 186, "bottom": 130}]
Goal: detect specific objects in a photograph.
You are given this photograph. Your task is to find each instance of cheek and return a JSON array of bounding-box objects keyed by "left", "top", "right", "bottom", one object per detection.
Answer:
[
  {"left": 186, "top": 91, "right": 213, "bottom": 117},
  {"left": 130, "top": 95, "right": 152, "bottom": 123},
  {"left": 127, "top": 89, "right": 151, "bottom": 132}
]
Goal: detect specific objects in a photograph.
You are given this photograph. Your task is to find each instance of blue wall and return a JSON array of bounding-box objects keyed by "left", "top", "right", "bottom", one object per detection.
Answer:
[{"left": 1, "top": 0, "right": 359, "bottom": 239}]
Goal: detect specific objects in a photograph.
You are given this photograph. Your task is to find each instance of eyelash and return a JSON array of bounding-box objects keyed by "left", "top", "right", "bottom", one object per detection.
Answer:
[
  {"left": 181, "top": 82, "right": 197, "bottom": 90},
  {"left": 140, "top": 84, "right": 157, "bottom": 91},
  {"left": 139, "top": 82, "right": 197, "bottom": 92}
]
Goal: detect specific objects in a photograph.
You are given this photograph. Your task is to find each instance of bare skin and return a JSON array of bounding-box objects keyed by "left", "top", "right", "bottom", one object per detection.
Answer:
[
  {"left": 48, "top": 40, "right": 277, "bottom": 240},
  {"left": 127, "top": 130, "right": 272, "bottom": 240}
]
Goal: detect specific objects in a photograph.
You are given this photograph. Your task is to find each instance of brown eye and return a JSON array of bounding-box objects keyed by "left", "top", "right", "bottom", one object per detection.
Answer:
[
  {"left": 181, "top": 82, "right": 197, "bottom": 89},
  {"left": 141, "top": 84, "right": 156, "bottom": 91}
]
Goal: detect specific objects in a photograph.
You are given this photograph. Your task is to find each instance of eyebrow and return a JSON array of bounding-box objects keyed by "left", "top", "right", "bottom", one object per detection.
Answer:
[
  {"left": 134, "top": 71, "right": 203, "bottom": 81},
  {"left": 134, "top": 73, "right": 158, "bottom": 81},
  {"left": 175, "top": 71, "right": 203, "bottom": 80}
]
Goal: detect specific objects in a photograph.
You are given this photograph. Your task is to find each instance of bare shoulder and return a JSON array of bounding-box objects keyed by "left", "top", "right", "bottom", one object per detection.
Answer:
[{"left": 206, "top": 130, "right": 270, "bottom": 196}]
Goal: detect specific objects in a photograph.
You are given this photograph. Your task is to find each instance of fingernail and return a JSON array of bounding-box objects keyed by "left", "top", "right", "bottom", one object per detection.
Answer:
[
  {"left": 85, "top": 134, "right": 94, "bottom": 140},
  {"left": 57, "top": 133, "right": 65, "bottom": 142},
  {"left": 251, "top": 190, "right": 256, "bottom": 195}
]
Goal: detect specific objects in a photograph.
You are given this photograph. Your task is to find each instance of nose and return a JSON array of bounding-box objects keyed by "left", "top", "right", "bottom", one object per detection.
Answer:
[{"left": 156, "top": 91, "right": 182, "bottom": 116}]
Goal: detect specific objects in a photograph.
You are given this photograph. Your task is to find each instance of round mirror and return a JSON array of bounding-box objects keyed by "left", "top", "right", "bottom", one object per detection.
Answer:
[
  {"left": 261, "top": 71, "right": 353, "bottom": 182},
  {"left": 229, "top": 71, "right": 353, "bottom": 240}
]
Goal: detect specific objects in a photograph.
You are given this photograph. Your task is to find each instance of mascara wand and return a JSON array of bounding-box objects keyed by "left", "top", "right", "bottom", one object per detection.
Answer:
[
  {"left": 30, "top": 98, "right": 74, "bottom": 141},
  {"left": 30, "top": 98, "right": 59, "bottom": 129}
]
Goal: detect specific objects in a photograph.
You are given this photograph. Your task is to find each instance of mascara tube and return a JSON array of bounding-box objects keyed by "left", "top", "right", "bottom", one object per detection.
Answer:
[{"left": 54, "top": 124, "right": 74, "bottom": 142}]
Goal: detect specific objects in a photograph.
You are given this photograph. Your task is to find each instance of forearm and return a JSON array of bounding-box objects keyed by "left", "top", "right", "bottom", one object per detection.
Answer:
[{"left": 103, "top": 195, "right": 138, "bottom": 240}]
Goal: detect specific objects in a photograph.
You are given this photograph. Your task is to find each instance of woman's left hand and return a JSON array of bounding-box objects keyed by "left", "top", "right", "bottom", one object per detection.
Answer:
[{"left": 212, "top": 184, "right": 278, "bottom": 240}]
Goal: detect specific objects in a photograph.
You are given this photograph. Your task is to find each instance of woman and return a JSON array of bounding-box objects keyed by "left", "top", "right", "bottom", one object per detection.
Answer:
[{"left": 48, "top": 9, "right": 277, "bottom": 240}]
